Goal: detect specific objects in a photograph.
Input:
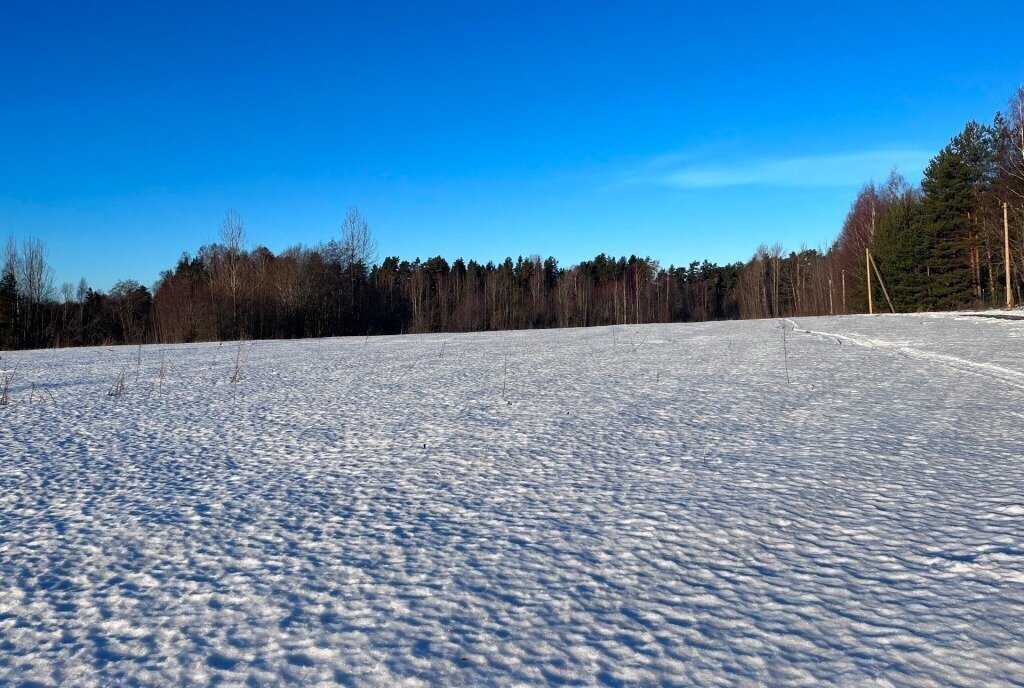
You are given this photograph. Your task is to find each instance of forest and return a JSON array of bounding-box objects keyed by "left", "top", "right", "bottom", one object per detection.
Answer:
[{"left": 2, "top": 87, "right": 1023, "bottom": 350}]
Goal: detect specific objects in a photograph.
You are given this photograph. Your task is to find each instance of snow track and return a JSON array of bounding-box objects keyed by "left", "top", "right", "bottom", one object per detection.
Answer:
[
  {"left": 788, "top": 317, "right": 1024, "bottom": 391},
  {"left": 2, "top": 314, "right": 1023, "bottom": 686}
]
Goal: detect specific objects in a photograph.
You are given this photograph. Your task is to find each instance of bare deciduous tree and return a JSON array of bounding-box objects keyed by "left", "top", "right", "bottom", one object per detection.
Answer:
[
  {"left": 340, "top": 206, "right": 378, "bottom": 270},
  {"left": 219, "top": 209, "right": 246, "bottom": 338}
]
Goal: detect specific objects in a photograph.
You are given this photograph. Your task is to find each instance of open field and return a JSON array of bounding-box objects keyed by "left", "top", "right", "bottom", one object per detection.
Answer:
[{"left": 2, "top": 313, "right": 1023, "bottom": 686}]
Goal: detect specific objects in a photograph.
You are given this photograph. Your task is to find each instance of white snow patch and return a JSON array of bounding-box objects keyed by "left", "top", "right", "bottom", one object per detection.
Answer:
[{"left": 1, "top": 314, "right": 1024, "bottom": 686}]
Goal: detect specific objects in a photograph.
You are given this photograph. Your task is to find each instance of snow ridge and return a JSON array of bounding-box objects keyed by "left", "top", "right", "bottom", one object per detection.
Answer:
[
  {"left": 787, "top": 317, "right": 1024, "bottom": 391},
  {"left": 1, "top": 314, "right": 1023, "bottom": 686}
]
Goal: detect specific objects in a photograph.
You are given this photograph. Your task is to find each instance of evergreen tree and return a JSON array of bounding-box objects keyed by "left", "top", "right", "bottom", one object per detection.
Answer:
[
  {"left": 915, "top": 143, "right": 978, "bottom": 309},
  {"left": 872, "top": 192, "right": 924, "bottom": 310},
  {"left": 0, "top": 269, "right": 17, "bottom": 349}
]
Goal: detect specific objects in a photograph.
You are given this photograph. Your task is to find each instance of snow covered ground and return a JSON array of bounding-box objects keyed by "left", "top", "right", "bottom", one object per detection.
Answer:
[{"left": 1, "top": 313, "right": 1023, "bottom": 686}]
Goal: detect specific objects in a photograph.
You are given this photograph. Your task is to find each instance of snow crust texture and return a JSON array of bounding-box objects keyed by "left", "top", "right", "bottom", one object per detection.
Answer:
[{"left": 2, "top": 313, "right": 1023, "bottom": 686}]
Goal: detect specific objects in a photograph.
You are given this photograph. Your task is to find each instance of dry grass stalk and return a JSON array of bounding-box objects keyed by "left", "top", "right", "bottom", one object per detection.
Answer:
[
  {"left": 1, "top": 371, "right": 13, "bottom": 406},
  {"left": 158, "top": 350, "right": 167, "bottom": 389},
  {"left": 108, "top": 370, "right": 127, "bottom": 397},
  {"left": 502, "top": 350, "right": 508, "bottom": 400},
  {"left": 780, "top": 320, "right": 791, "bottom": 385},
  {"left": 231, "top": 342, "right": 242, "bottom": 385}
]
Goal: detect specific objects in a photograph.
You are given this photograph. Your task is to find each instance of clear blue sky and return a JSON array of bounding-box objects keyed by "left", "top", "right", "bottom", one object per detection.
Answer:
[{"left": 2, "top": 1, "right": 1021, "bottom": 290}]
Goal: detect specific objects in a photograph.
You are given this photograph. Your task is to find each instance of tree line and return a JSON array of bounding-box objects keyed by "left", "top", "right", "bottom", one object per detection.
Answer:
[{"left": 3, "top": 87, "right": 1023, "bottom": 350}]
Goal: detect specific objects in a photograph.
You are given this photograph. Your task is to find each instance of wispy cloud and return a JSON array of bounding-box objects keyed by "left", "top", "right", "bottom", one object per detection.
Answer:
[{"left": 625, "top": 149, "right": 932, "bottom": 189}]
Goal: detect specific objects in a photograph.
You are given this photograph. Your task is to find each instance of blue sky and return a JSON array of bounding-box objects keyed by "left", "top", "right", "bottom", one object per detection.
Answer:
[{"left": 1, "top": 1, "right": 1022, "bottom": 290}]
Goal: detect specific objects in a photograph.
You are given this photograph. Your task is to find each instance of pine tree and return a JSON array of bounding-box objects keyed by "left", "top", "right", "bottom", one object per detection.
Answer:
[
  {"left": 872, "top": 192, "right": 924, "bottom": 310},
  {"left": 915, "top": 144, "right": 977, "bottom": 309},
  {"left": 0, "top": 270, "right": 17, "bottom": 349}
]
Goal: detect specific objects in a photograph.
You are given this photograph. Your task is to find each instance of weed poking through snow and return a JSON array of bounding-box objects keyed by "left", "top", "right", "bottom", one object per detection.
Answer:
[
  {"left": 0, "top": 369, "right": 12, "bottom": 406},
  {"left": 108, "top": 370, "right": 127, "bottom": 397},
  {"left": 780, "top": 320, "right": 791, "bottom": 385}
]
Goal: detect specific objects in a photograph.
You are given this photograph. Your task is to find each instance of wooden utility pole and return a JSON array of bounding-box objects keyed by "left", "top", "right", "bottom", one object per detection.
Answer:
[
  {"left": 866, "top": 247, "right": 873, "bottom": 314},
  {"left": 1006, "top": 202, "right": 1014, "bottom": 309},
  {"left": 867, "top": 251, "right": 896, "bottom": 314},
  {"left": 828, "top": 274, "right": 834, "bottom": 316},
  {"left": 841, "top": 270, "right": 846, "bottom": 314}
]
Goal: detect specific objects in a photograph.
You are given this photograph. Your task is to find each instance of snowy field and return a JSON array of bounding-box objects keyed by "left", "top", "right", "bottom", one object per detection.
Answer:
[{"left": 2, "top": 313, "right": 1023, "bottom": 687}]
